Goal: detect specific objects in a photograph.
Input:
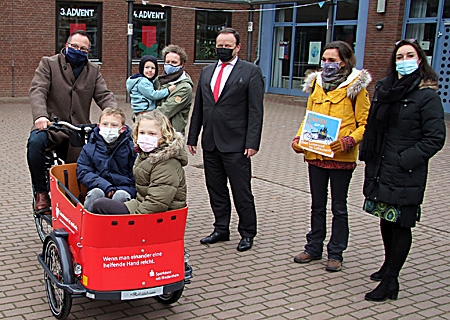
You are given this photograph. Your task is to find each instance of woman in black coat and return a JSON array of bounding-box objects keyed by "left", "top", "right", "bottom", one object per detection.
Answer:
[{"left": 360, "top": 39, "right": 446, "bottom": 302}]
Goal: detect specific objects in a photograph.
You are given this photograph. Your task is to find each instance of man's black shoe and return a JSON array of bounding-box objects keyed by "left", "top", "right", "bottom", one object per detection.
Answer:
[
  {"left": 237, "top": 237, "right": 253, "bottom": 252},
  {"left": 200, "top": 232, "right": 230, "bottom": 244}
]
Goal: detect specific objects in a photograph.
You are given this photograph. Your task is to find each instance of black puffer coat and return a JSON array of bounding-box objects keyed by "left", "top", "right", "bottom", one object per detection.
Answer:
[{"left": 363, "top": 77, "right": 445, "bottom": 208}]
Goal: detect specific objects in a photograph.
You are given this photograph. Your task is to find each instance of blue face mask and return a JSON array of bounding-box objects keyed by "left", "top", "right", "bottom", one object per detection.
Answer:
[
  {"left": 321, "top": 61, "right": 341, "bottom": 77},
  {"left": 164, "top": 64, "right": 181, "bottom": 74},
  {"left": 65, "top": 47, "right": 88, "bottom": 66},
  {"left": 396, "top": 59, "right": 419, "bottom": 76}
]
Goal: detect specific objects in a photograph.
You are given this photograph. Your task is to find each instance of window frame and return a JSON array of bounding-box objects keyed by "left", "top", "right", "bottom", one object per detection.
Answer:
[
  {"left": 194, "top": 9, "right": 232, "bottom": 62},
  {"left": 131, "top": 4, "right": 171, "bottom": 61},
  {"left": 55, "top": 1, "right": 103, "bottom": 62}
]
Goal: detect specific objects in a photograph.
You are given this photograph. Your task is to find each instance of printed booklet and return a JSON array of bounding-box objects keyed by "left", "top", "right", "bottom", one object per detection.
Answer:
[{"left": 299, "top": 110, "right": 341, "bottom": 157}]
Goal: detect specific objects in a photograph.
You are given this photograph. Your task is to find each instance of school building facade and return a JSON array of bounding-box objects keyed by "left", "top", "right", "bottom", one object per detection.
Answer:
[{"left": 2, "top": 0, "right": 450, "bottom": 113}]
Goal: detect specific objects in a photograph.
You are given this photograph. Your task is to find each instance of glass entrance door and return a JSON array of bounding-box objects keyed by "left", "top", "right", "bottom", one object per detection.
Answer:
[
  {"left": 270, "top": 26, "right": 327, "bottom": 92},
  {"left": 292, "top": 26, "right": 326, "bottom": 90},
  {"left": 271, "top": 26, "right": 292, "bottom": 89},
  {"left": 265, "top": 1, "right": 361, "bottom": 96}
]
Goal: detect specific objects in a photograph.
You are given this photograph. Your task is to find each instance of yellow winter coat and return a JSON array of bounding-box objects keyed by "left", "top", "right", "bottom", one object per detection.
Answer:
[{"left": 295, "top": 68, "right": 371, "bottom": 163}]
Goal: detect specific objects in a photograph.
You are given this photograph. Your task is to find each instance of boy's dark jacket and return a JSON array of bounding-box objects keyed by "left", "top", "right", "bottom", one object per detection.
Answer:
[{"left": 77, "top": 125, "right": 137, "bottom": 196}]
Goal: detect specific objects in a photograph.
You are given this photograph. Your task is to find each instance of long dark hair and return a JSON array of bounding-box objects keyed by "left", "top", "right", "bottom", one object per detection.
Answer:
[
  {"left": 323, "top": 41, "right": 356, "bottom": 75},
  {"left": 388, "top": 40, "right": 438, "bottom": 81}
]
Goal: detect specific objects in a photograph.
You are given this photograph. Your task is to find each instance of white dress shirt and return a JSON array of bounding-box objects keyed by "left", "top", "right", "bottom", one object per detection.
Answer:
[{"left": 210, "top": 56, "right": 238, "bottom": 97}]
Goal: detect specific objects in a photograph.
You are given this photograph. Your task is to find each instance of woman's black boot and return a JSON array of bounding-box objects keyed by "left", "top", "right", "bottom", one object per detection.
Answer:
[
  {"left": 365, "top": 269, "right": 399, "bottom": 302},
  {"left": 371, "top": 220, "right": 392, "bottom": 281},
  {"left": 370, "top": 263, "right": 386, "bottom": 281}
]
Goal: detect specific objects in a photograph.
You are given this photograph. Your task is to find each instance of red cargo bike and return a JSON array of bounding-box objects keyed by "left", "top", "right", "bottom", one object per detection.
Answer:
[{"left": 37, "top": 163, "right": 192, "bottom": 319}]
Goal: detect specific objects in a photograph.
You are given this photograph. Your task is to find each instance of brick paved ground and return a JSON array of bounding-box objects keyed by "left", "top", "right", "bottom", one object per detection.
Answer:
[{"left": 1, "top": 94, "right": 450, "bottom": 320}]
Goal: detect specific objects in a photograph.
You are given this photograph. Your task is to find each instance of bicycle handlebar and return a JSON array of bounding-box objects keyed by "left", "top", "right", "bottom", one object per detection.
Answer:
[{"left": 47, "top": 120, "right": 95, "bottom": 134}]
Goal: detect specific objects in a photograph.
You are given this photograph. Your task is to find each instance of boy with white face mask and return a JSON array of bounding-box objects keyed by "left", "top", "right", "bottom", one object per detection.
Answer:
[{"left": 76, "top": 107, "right": 137, "bottom": 211}]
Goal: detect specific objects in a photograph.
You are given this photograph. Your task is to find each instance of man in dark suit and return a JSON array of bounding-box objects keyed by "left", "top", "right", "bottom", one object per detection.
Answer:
[{"left": 187, "top": 28, "right": 264, "bottom": 252}]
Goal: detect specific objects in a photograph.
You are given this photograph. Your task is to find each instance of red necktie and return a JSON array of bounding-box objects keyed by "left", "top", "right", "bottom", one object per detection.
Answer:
[{"left": 213, "top": 63, "right": 228, "bottom": 102}]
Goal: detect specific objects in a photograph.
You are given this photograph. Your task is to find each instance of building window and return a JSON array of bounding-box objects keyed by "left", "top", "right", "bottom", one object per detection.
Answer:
[
  {"left": 409, "top": 0, "right": 439, "bottom": 18},
  {"left": 333, "top": 25, "right": 357, "bottom": 51},
  {"left": 445, "top": 0, "right": 450, "bottom": 18},
  {"left": 336, "top": 0, "right": 358, "bottom": 20},
  {"left": 295, "top": 1, "right": 329, "bottom": 23},
  {"left": 132, "top": 5, "right": 171, "bottom": 59},
  {"left": 195, "top": 9, "right": 232, "bottom": 61},
  {"left": 269, "top": 1, "right": 359, "bottom": 93},
  {"left": 56, "top": 2, "right": 102, "bottom": 61},
  {"left": 275, "top": 4, "right": 293, "bottom": 22},
  {"left": 405, "top": 23, "right": 436, "bottom": 59}
]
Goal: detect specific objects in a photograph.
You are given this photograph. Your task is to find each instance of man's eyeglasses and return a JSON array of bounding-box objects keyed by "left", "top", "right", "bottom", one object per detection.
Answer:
[
  {"left": 395, "top": 39, "right": 417, "bottom": 46},
  {"left": 68, "top": 43, "right": 90, "bottom": 53}
]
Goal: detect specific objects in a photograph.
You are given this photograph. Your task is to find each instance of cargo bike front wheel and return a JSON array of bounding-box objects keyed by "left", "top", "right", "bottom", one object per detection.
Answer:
[
  {"left": 155, "top": 287, "right": 184, "bottom": 304},
  {"left": 43, "top": 238, "right": 73, "bottom": 319}
]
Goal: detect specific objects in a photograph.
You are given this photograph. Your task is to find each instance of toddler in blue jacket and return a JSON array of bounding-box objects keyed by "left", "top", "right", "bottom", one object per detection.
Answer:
[
  {"left": 126, "top": 55, "right": 175, "bottom": 117},
  {"left": 77, "top": 107, "right": 137, "bottom": 212}
]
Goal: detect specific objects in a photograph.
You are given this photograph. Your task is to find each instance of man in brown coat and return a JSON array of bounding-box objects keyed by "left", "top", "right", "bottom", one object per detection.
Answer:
[{"left": 27, "top": 30, "right": 117, "bottom": 214}]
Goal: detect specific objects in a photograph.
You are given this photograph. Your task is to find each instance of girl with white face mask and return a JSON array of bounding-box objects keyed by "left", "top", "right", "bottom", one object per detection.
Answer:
[
  {"left": 91, "top": 110, "right": 188, "bottom": 216},
  {"left": 360, "top": 39, "right": 445, "bottom": 302}
]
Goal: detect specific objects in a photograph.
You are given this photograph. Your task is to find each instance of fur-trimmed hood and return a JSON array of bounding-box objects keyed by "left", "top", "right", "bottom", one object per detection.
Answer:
[
  {"left": 138, "top": 132, "right": 188, "bottom": 166},
  {"left": 419, "top": 79, "right": 439, "bottom": 91},
  {"left": 302, "top": 68, "right": 372, "bottom": 99}
]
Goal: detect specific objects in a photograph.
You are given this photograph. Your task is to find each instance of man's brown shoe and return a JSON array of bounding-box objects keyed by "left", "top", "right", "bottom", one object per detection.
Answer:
[
  {"left": 326, "top": 259, "right": 342, "bottom": 272},
  {"left": 294, "top": 251, "right": 322, "bottom": 263},
  {"left": 34, "top": 192, "right": 51, "bottom": 214}
]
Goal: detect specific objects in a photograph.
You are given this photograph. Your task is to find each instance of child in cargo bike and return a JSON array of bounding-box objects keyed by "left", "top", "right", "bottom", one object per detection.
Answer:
[
  {"left": 39, "top": 113, "right": 192, "bottom": 318},
  {"left": 92, "top": 109, "right": 187, "bottom": 214},
  {"left": 76, "top": 107, "right": 137, "bottom": 212}
]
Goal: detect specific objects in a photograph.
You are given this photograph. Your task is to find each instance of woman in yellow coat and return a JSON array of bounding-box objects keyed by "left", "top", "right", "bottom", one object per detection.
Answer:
[{"left": 292, "top": 41, "right": 371, "bottom": 272}]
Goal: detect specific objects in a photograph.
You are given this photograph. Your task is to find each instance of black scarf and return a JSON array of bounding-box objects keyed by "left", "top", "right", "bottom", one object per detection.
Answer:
[
  {"left": 359, "top": 71, "right": 421, "bottom": 161},
  {"left": 158, "top": 67, "right": 184, "bottom": 85},
  {"left": 72, "top": 63, "right": 86, "bottom": 79}
]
